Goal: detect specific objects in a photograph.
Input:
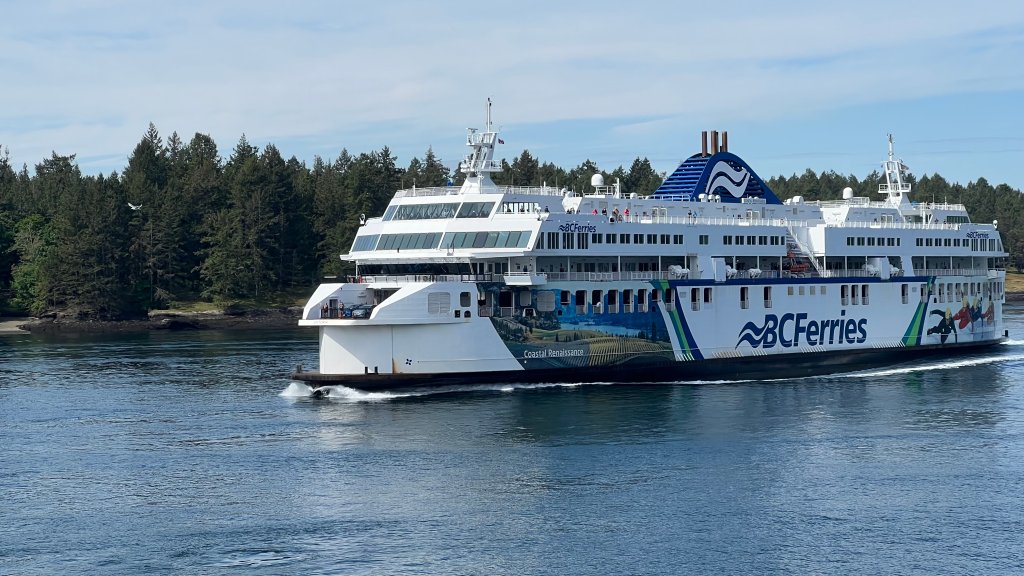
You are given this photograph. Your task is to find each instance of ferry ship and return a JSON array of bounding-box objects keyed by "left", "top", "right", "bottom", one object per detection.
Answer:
[{"left": 292, "top": 104, "right": 1007, "bottom": 391}]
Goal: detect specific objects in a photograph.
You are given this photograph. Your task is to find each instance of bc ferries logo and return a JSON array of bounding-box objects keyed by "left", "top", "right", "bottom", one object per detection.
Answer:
[
  {"left": 705, "top": 161, "right": 750, "bottom": 198},
  {"left": 736, "top": 311, "right": 867, "bottom": 349},
  {"left": 558, "top": 222, "right": 598, "bottom": 233}
]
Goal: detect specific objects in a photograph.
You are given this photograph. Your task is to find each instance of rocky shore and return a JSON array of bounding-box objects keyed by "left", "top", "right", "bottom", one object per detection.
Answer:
[{"left": 1, "top": 307, "right": 303, "bottom": 334}]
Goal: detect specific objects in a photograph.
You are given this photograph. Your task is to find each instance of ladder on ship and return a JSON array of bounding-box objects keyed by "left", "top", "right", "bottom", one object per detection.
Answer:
[{"left": 783, "top": 230, "right": 824, "bottom": 277}]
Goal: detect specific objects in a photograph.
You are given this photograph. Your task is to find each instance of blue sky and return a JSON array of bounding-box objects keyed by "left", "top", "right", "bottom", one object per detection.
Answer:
[{"left": 3, "top": 0, "right": 1024, "bottom": 191}]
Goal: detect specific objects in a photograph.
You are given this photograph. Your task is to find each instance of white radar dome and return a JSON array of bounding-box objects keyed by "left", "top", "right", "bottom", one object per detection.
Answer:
[
  {"left": 842, "top": 187, "right": 854, "bottom": 199},
  {"left": 590, "top": 174, "right": 605, "bottom": 187}
]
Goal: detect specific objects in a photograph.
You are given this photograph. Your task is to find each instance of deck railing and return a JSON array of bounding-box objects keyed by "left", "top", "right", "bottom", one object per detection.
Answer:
[{"left": 343, "top": 267, "right": 995, "bottom": 285}]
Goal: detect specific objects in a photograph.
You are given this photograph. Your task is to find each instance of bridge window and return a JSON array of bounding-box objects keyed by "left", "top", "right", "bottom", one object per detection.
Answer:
[{"left": 456, "top": 202, "right": 495, "bottom": 218}]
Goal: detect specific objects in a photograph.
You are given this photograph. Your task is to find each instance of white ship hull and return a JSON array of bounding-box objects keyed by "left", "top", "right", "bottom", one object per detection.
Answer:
[{"left": 294, "top": 273, "right": 1006, "bottom": 390}]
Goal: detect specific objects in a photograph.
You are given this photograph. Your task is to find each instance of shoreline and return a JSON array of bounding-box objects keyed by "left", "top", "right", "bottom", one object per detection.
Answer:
[{"left": 1, "top": 307, "right": 303, "bottom": 334}]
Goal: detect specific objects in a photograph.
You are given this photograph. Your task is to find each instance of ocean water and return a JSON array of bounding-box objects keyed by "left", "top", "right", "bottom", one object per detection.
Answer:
[{"left": 2, "top": 309, "right": 1024, "bottom": 575}]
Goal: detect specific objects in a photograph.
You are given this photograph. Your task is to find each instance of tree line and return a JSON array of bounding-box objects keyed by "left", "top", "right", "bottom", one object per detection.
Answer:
[{"left": 0, "top": 125, "right": 1021, "bottom": 320}]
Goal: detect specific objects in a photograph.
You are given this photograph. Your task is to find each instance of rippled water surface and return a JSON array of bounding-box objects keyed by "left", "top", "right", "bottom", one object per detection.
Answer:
[{"left": 3, "top": 308, "right": 1024, "bottom": 574}]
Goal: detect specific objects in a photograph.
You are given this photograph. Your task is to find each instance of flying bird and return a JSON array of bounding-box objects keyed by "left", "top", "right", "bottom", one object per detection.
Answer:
[{"left": 128, "top": 203, "right": 142, "bottom": 210}]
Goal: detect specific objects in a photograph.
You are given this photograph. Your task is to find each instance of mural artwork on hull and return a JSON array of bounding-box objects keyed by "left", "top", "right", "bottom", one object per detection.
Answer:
[
  {"left": 482, "top": 283, "right": 677, "bottom": 370},
  {"left": 909, "top": 277, "right": 999, "bottom": 345}
]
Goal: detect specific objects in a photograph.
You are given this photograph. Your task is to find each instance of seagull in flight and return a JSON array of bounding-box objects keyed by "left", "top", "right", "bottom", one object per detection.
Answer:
[{"left": 128, "top": 202, "right": 142, "bottom": 211}]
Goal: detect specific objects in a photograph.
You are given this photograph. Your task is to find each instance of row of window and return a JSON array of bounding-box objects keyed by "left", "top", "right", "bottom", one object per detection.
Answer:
[
  {"left": 382, "top": 201, "right": 496, "bottom": 221},
  {"left": 914, "top": 237, "right": 1001, "bottom": 251},
  {"left": 724, "top": 235, "right": 786, "bottom": 246},
  {"left": 846, "top": 237, "right": 902, "bottom": 247},
  {"left": 353, "top": 230, "right": 533, "bottom": 252},
  {"left": 443, "top": 230, "right": 532, "bottom": 249},
  {"left": 427, "top": 280, "right": 1004, "bottom": 316}
]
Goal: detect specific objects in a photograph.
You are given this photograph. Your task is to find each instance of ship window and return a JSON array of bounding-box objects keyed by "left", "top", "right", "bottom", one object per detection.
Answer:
[
  {"left": 841, "top": 284, "right": 850, "bottom": 306},
  {"left": 578, "top": 233, "right": 589, "bottom": 250},
  {"left": 868, "top": 237, "right": 875, "bottom": 246},
  {"left": 799, "top": 286, "right": 805, "bottom": 296},
  {"left": 547, "top": 232, "right": 559, "bottom": 249},
  {"left": 787, "top": 286, "right": 794, "bottom": 296},
  {"left": 352, "top": 234, "right": 379, "bottom": 252},
  {"left": 537, "top": 291, "right": 556, "bottom": 312},
  {"left": 427, "top": 292, "right": 451, "bottom": 315},
  {"left": 591, "top": 289, "right": 603, "bottom": 313},
  {"left": 607, "top": 290, "right": 619, "bottom": 311},
  {"left": 651, "top": 289, "right": 660, "bottom": 302},
  {"left": 764, "top": 286, "right": 772, "bottom": 308},
  {"left": 665, "top": 288, "right": 675, "bottom": 305},
  {"left": 747, "top": 236, "right": 756, "bottom": 245},
  {"left": 460, "top": 291, "right": 471, "bottom": 307},
  {"left": 472, "top": 233, "right": 487, "bottom": 248},
  {"left": 592, "top": 233, "right": 602, "bottom": 244},
  {"left": 902, "top": 284, "right": 909, "bottom": 304},
  {"left": 673, "top": 235, "right": 684, "bottom": 244},
  {"left": 810, "top": 286, "right": 816, "bottom": 295},
  {"left": 623, "top": 289, "right": 633, "bottom": 311},
  {"left": 704, "top": 287, "right": 713, "bottom": 304},
  {"left": 691, "top": 288, "right": 700, "bottom": 311},
  {"left": 393, "top": 202, "right": 460, "bottom": 220},
  {"left": 759, "top": 236, "right": 768, "bottom": 245},
  {"left": 857, "top": 237, "right": 865, "bottom": 246},
  {"left": 862, "top": 284, "right": 869, "bottom": 305},
  {"left": 852, "top": 284, "right": 860, "bottom": 305},
  {"left": 740, "top": 286, "right": 749, "bottom": 309},
  {"left": 382, "top": 205, "right": 398, "bottom": 221},
  {"left": 620, "top": 234, "right": 630, "bottom": 244},
  {"left": 634, "top": 234, "right": 644, "bottom": 244},
  {"left": 561, "top": 290, "right": 571, "bottom": 306},
  {"left": 456, "top": 202, "right": 495, "bottom": 218},
  {"left": 736, "top": 235, "right": 744, "bottom": 245},
  {"left": 660, "top": 234, "right": 670, "bottom": 244},
  {"left": 606, "top": 233, "right": 617, "bottom": 244},
  {"left": 724, "top": 235, "right": 733, "bottom": 245},
  {"left": 647, "top": 234, "right": 657, "bottom": 244},
  {"left": 699, "top": 235, "right": 709, "bottom": 245},
  {"left": 638, "top": 288, "right": 648, "bottom": 311}
]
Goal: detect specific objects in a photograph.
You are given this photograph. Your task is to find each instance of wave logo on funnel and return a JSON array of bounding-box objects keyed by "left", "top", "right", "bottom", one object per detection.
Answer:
[{"left": 705, "top": 161, "right": 750, "bottom": 198}]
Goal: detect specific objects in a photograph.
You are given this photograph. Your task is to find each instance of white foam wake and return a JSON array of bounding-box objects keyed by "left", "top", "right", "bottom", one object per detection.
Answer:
[
  {"left": 279, "top": 380, "right": 605, "bottom": 402},
  {"left": 847, "top": 353, "right": 1024, "bottom": 378}
]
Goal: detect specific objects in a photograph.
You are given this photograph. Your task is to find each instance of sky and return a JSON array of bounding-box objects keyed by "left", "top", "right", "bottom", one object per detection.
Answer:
[{"left": 3, "top": 0, "right": 1024, "bottom": 191}]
